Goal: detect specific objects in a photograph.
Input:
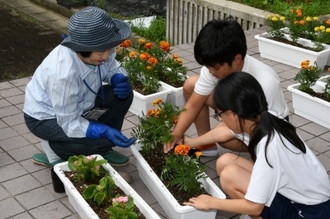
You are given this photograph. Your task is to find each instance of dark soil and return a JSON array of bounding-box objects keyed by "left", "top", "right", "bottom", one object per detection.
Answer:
[
  {"left": 64, "top": 171, "right": 145, "bottom": 219},
  {"left": 0, "top": 5, "right": 62, "bottom": 82},
  {"left": 141, "top": 149, "right": 206, "bottom": 204},
  {"left": 269, "top": 36, "right": 322, "bottom": 52},
  {"left": 306, "top": 90, "right": 330, "bottom": 102}
]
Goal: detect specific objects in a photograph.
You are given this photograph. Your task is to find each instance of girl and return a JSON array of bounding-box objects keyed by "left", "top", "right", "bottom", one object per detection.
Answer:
[{"left": 184, "top": 72, "right": 330, "bottom": 218}]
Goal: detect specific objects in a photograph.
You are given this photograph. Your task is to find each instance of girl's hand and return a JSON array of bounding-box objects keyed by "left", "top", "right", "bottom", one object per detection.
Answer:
[{"left": 183, "top": 194, "right": 214, "bottom": 210}]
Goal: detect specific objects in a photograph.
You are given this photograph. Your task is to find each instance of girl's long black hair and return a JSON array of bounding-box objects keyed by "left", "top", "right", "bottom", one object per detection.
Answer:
[{"left": 213, "top": 72, "right": 306, "bottom": 166}]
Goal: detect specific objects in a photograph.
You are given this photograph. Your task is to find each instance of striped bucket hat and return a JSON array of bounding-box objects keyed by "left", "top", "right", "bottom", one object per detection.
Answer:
[{"left": 61, "top": 6, "right": 131, "bottom": 51}]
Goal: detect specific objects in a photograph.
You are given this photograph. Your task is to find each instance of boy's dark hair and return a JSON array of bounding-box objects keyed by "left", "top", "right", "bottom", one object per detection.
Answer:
[
  {"left": 77, "top": 51, "right": 92, "bottom": 58},
  {"left": 213, "top": 72, "right": 306, "bottom": 166},
  {"left": 194, "top": 19, "right": 247, "bottom": 67}
]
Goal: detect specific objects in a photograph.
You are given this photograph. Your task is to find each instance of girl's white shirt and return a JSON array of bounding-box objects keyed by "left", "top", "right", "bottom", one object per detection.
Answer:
[{"left": 243, "top": 131, "right": 330, "bottom": 206}]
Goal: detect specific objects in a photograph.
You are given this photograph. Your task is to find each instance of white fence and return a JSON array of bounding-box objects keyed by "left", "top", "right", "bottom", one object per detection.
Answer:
[{"left": 166, "top": 0, "right": 272, "bottom": 45}]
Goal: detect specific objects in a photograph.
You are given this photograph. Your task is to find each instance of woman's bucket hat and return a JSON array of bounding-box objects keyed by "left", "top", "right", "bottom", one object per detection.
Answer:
[{"left": 61, "top": 6, "right": 131, "bottom": 51}]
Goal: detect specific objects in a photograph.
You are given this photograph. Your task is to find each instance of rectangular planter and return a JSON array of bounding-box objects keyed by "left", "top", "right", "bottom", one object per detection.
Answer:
[
  {"left": 54, "top": 154, "right": 160, "bottom": 219},
  {"left": 130, "top": 143, "right": 226, "bottom": 219},
  {"left": 130, "top": 82, "right": 172, "bottom": 117},
  {"left": 255, "top": 32, "right": 330, "bottom": 69},
  {"left": 316, "top": 75, "right": 330, "bottom": 87},
  {"left": 160, "top": 81, "right": 185, "bottom": 107},
  {"left": 287, "top": 83, "right": 330, "bottom": 129}
]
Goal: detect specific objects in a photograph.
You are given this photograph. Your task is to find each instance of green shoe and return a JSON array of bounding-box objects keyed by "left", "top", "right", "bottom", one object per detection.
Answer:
[
  {"left": 32, "top": 153, "right": 65, "bottom": 167},
  {"left": 103, "top": 150, "right": 129, "bottom": 166}
]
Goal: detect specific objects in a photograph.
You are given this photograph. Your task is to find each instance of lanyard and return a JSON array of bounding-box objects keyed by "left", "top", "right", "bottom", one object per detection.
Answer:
[{"left": 83, "top": 65, "right": 105, "bottom": 105}]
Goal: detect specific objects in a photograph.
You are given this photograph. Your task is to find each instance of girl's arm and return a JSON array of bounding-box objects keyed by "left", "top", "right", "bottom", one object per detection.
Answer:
[
  {"left": 184, "top": 194, "right": 264, "bottom": 217},
  {"left": 184, "top": 123, "right": 248, "bottom": 152}
]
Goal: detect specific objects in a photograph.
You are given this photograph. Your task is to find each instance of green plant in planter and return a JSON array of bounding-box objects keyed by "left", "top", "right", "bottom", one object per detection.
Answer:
[
  {"left": 294, "top": 60, "right": 321, "bottom": 93},
  {"left": 324, "top": 77, "right": 330, "bottom": 101},
  {"left": 161, "top": 144, "right": 206, "bottom": 197},
  {"left": 116, "top": 39, "right": 188, "bottom": 94},
  {"left": 107, "top": 195, "right": 138, "bottom": 219},
  {"left": 68, "top": 155, "right": 107, "bottom": 182},
  {"left": 83, "top": 175, "right": 117, "bottom": 206},
  {"left": 131, "top": 98, "right": 184, "bottom": 152}
]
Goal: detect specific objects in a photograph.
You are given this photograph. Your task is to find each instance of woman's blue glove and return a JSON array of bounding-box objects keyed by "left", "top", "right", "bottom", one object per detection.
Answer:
[
  {"left": 86, "top": 122, "right": 136, "bottom": 147},
  {"left": 111, "top": 73, "right": 131, "bottom": 99}
]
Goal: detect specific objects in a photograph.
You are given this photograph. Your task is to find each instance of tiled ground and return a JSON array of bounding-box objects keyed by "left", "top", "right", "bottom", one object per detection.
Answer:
[{"left": 0, "top": 0, "right": 329, "bottom": 218}]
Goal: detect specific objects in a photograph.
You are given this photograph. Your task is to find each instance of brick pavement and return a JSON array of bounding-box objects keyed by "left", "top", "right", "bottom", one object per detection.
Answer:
[{"left": 0, "top": 0, "right": 329, "bottom": 218}]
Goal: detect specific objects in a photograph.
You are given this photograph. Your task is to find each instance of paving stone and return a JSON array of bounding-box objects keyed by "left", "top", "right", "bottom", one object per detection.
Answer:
[
  {"left": 1, "top": 113, "right": 25, "bottom": 126},
  {"left": 0, "top": 106, "right": 21, "bottom": 119},
  {"left": 0, "top": 184, "right": 10, "bottom": 200},
  {"left": 0, "top": 197, "right": 25, "bottom": 218},
  {"left": 7, "top": 144, "right": 40, "bottom": 161},
  {"left": 15, "top": 187, "right": 56, "bottom": 209},
  {"left": 0, "top": 163, "right": 27, "bottom": 182},
  {"left": 2, "top": 174, "right": 41, "bottom": 195},
  {"left": 0, "top": 87, "right": 24, "bottom": 98},
  {"left": 0, "top": 152, "right": 15, "bottom": 167},
  {"left": 10, "top": 212, "right": 34, "bottom": 219},
  {"left": 0, "top": 135, "right": 30, "bottom": 151},
  {"left": 32, "top": 168, "right": 52, "bottom": 185},
  {"left": 59, "top": 196, "right": 76, "bottom": 213},
  {"left": 0, "top": 127, "right": 19, "bottom": 141},
  {"left": 19, "top": 159, "right": 47, "bottom": 173},
  {"left": 29, "top": 200, "right": 72, "bottom": 219}
]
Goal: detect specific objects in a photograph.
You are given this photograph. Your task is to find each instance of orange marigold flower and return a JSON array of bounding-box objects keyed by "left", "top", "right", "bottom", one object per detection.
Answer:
[
  {"left": 152, "top": 98, "right": 162, "bottom": 106},
  {"left": 119, "top": 39, "right": 131, "bottom": 48},
  {"left": 301, "top": 60, "right": 310, "bottom": 70},
  {"left": 146, "top": 66, "right": 153, "bottom": 71},
  {"left": 138, "top": 38, "right": 146, "bottom": 44},
  {"left": 129, "top": 51, "right": 137, "bottom": 57},
  {"left": 174, "top": 58, "right": 182, "bottom": 64},
  {"left": 160, "top": 41, "right": 171, "bottom": 52},
  {"left": 195, "top": 151, "right": 202, "bottom": 158},
  {"left": 148, "top": 57, "right": 158, "bottom": 65},
  {"left": 174, "top": 144, "right": 190, "bottom": 155},
  {"left": 144, "top": 42, "right": 154, "bottom": 49},
  {"left": 139, "top": 52, "right": 151, "bottom": 60},
  {"left": 116, "top": 49, "right": 121, "bottom": 53},
  {"left": 289, "top": 9, "right": 293, "bottom": 13},
  {"left": 146, "top": 109, "right": 155, "bottom": 117},
  {"left": 154, "top": 108, "right": 161, "bottom": 117},
  {"left": 299, "top": 20, "right": 305, "bottom": 25},
  {"left": 173, "top": 117, "right": 178, "bottom": 124},
  {"left": 171, "top": 54, "right": 179, "bottom": 59},
  {"left": 326, "top": 20, "right": 330, "bottom": 26}
]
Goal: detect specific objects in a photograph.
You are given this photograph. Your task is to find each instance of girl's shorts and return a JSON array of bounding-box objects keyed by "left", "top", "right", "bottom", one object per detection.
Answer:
[{"left": 261, "top": 193, "right": 330, "bottom": 219}]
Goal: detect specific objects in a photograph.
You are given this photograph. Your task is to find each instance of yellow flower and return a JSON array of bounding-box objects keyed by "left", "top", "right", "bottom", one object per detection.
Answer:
[
  {"left": 305, "top": 17, "right": 312, "bottom": 21},
  {"left": 314, "top": 26, "right": 320, "bottom": 32},
  {"left": 138, "top": 38, "right": 145, "bottom": 44},
  {"left": 271, "top": 16, "right": 278, "bottom": 21},
  {"left": 320, "top": 25, "right": 326, "bottom": 31},
  {"left": 195, "top": 151, "right": 202, "bottom": 158},
  {"left": 326, "top": 28, "right": 330, "bottom": 33},
  {"left": 280, "top": 16, "right": 285, "bottom": 21},
  {"left": 313, "top": 16, "right": 319, "bottom": 21}
]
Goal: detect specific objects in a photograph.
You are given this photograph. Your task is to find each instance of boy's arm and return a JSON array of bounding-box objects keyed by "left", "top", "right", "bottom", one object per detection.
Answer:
[{"left": 164, "top": 91, "right": 208, "bottom": 152}]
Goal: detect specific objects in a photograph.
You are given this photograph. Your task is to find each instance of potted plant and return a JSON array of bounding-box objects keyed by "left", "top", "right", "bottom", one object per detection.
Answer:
[
  {"left": 287, "top": 60, "right": 330, "bottom": 129},
  {"left": 255, "top": 8, "right": 330, "bottom": 68},
  {"left": 130, "top": 99, "right": 226, "bottom": 219},
  {"left": 54, "top": 154, "right": 160, "bottom": 219},
  {"left": 116, "top": 39, "right": 188, "bottom": 115}
]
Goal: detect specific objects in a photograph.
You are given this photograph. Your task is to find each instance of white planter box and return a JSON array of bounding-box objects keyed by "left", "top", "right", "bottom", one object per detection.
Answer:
[
  {"left": 130, "top": 143, "right": 226, "bottom": 219},
  {"left": 54, "top": 155, "right": 160, "bottom": 219},
  {"left": 161, "top": 81, "right": 185, "bottom": 107},
  {"left": 316, "top": 75, "right": 330, "bottom": 87},
  {"left": 287, "top": 83, "right": 330, "bottom": 129},
  {"left": 130, "top": 82, "right": 172, "bottom": 117},
  {"left": 255, "top": 32, "right": 330, "bottom": 69}
]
